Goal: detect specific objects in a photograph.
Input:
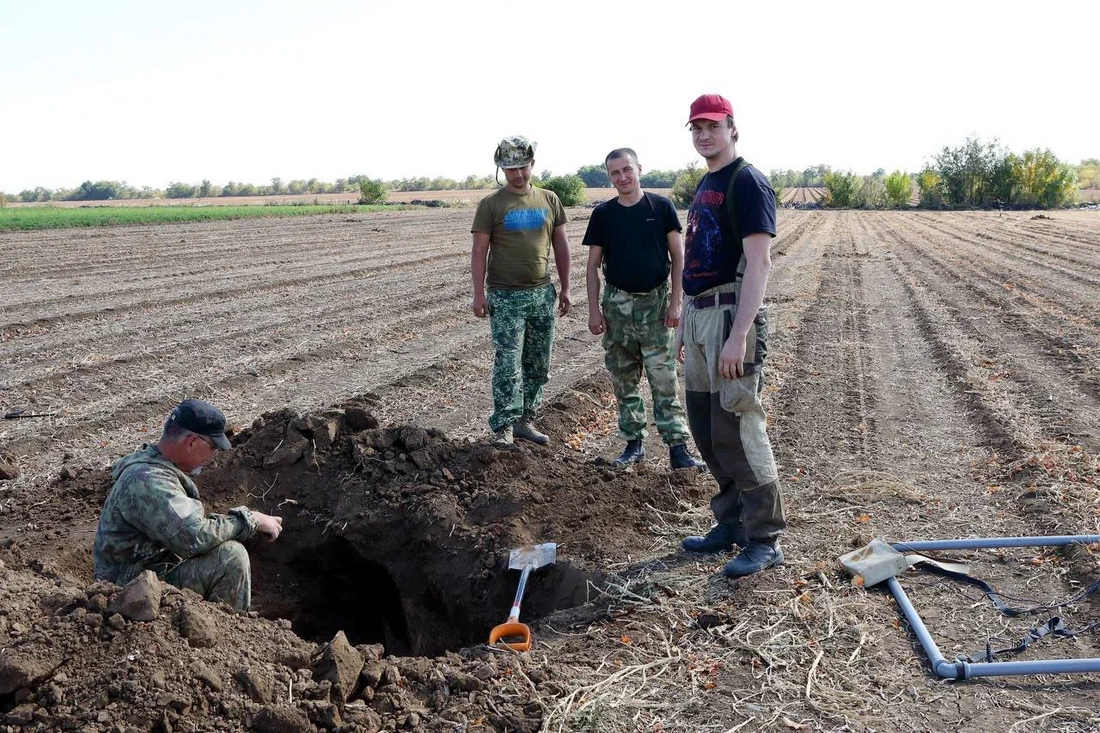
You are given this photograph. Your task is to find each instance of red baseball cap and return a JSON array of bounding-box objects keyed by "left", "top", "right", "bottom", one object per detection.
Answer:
[{"left": 687, "top": 94, "right": 734, "bottom": 124}]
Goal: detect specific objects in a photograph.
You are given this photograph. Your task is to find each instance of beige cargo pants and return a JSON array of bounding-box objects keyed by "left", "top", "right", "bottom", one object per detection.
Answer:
[{"left": 682, "top": 282, "right": 786, "bottom": 543}]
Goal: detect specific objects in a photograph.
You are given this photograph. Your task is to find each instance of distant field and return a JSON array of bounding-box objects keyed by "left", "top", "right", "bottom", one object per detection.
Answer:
[
  {"left": 0, "top": 204, "right": 403, "bottom": 231},
  {"left": 6, "top": 187, "right": 663, "bottom": 210}
]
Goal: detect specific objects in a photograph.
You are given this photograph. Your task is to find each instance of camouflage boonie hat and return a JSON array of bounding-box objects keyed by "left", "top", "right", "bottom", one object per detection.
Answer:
[{"left": 494, "top": 136, "right": 537, "bottom": 169}]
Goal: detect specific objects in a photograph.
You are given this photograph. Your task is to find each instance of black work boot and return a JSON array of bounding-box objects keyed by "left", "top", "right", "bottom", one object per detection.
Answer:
[
  {"left": 612, "top": 439, "right": 645, "bottom": 466},
  {"left": 723, "top": 541, "right": 784, "bottom": 577},
  {"left": 681, "top": 523, "right": 747, "bottom": 553},
  {"left": 669, "top": 443, "right": 706, "bottom": 471}
]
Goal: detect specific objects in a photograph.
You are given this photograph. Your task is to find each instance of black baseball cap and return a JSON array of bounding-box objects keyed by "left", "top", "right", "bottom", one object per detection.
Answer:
[{"left": 169, "top": 399, "right": 232, "bottom": 450}]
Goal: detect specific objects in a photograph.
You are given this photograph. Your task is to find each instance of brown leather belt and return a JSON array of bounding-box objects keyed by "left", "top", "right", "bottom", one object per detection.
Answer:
[{"left": 691, "top": 292, "right": 737, "bottom": 309}]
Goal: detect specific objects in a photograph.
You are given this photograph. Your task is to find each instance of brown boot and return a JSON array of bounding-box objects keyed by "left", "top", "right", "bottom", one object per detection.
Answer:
[{"left": 513, "top": 418, "right": 549, "bottom": 445}]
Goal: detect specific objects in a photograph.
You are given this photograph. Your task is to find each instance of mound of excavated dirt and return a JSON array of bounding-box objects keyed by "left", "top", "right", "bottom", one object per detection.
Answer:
[
  {"left": 0, "top": 555, "right": 550, "bottom": 732},
  {"left": 2, "top": 385, "right": 709, "bottom": 730}
]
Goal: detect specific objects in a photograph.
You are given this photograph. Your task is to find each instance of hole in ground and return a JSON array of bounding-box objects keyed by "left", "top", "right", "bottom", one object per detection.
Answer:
[{"left": 249, "top": 518, "right": 598, "bottom": 657}]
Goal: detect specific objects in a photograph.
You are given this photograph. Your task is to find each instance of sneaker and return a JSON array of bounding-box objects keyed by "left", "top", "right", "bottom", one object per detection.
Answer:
[
  {"left": 723, "top": 542, "right": 784, "bottom": 577},
  {"left": 493, "top": 425, "right": 514, "bottom": 446},
  {"left": 612, "top": 439, "right": 645, "bottom": 466},
  {"left": 669, "top": 443, "right": 706, "bottom": 471},
  {"left": 513, "top": 418, "right": 549, "bottom": 445},
  {"left": 681, "top": 523, "right": 746, "bottom": 554}
]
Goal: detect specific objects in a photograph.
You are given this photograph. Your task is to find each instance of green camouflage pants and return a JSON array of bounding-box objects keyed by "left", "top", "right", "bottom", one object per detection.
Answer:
[
  {"left": 164, "top": 540, "right": 251, "bottom": 612},
  {"left": 488, "top": 284, "right": 556, "bottom": 431},
  {"left": 602, "top": 283, "right": 691, "bottom": 445},
  {"left": 682, "top": 282, "right": 786, "bottom": 543}
]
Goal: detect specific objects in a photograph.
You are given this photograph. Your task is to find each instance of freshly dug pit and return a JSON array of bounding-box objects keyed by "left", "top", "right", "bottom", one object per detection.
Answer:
[
  {"left": 248, "top": 511, "right": 596, "bottom": 657},
  {"left": 195, "top": 402, "right": 610, "bottom": 657}
]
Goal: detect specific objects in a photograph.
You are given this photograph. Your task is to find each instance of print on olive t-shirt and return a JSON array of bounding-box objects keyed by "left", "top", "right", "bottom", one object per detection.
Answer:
[{"left": 471, "top": 187, "right": 568, "bottom": 290}]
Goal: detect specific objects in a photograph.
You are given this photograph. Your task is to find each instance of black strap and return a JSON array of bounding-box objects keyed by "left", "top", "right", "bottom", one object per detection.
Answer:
[
  {"left": 912, "top": 563, "right": 1100, "bottom": 662},
  {"left": 723, "top": 158, "right": 752, "bottom": 244},
  {"left": 961, "top": 617, "right": 1100, "bottom": 663},
  {"left": 915, "top": 562, "right": 1100, "bottom": 617}
]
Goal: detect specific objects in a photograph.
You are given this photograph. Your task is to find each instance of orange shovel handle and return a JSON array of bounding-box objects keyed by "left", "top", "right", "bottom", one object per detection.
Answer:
[{"left": 488, "top": 621, "right": 532, "bottom": 652}]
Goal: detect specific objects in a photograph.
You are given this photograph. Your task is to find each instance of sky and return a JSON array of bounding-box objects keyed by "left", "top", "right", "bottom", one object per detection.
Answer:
[{"left": 1, "top": 0, "right": 1097, "bottom": 192}]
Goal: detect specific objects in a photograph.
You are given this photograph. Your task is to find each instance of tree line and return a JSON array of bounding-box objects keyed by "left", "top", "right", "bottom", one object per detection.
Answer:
[
  {"left": 2, "top": 142, "right": 1093, "bottom": 208},
  {"left": 817, "top": 139, "right": 1084, "bottom": 210}
]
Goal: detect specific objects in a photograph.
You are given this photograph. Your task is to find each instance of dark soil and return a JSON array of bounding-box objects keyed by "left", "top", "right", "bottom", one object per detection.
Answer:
[{"left": 0, "top": 381, "right": 709, "bottom": 731}]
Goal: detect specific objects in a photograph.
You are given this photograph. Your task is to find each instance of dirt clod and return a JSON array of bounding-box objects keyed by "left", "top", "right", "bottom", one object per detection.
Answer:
[
  {"left": 344, "top": 406, "right": 379, "bottom": 432},
  {"left": 0, "top": 463, "right": 19, "bottom": 481},
  {"left": 312, "top": 630, "right": 363, "bottom": 701},
  {"left": 0, "top": 651, "right": 62, "bottom": 695},
  {"left": 108, "top": 569, "right": 163, "bottom": 621},
  {"left": 190, "top": 660, "right": 223, "bottom": 691},
  {"left": 176, "top": 605, "right": 218, "bottom": 648},
  {"left": 253, "top": 705, "right": 312, "bottom": 733},
  {"left": 234, "top": 665, "right": 275, "bottom": 703}
]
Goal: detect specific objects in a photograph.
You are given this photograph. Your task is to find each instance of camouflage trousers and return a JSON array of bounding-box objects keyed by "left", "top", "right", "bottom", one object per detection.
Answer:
[
  {"left": 602, "top": 283, "right": 691, "bottom": 445},
  {"left": 682, "top": 282, "right": 786, "bottom": 543},
  {"left": 164, "top": 540, "right": 252, "bottom": 612},
  {"left": 488, "top": 284, "right": 556, "bottom": 432}
]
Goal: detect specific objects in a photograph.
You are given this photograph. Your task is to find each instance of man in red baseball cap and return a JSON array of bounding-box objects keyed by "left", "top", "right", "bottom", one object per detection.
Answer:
[{"left": 675, "top": 93, "right": 787, "bottom": 577}]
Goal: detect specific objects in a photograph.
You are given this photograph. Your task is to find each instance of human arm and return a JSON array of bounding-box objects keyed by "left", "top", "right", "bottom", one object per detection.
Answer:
[
  {"left": 471, "top": 232, "right": 491, "bottom": 317},
  {"left": 251, "top": 511, "right": 283, "bottom": 541},
  {"left": 551, "top": 224, "right": 571, "bottom": 316},
  {"left": 585, "top": 245, "right": 605, "bottom": 334},
  {"left": 674, "top": 317, "right": 686, "bottom": 364},
  {"left": 665, "top": 230, "right": 684, "bottom": 328},
  {"left": 718, "top": 233, "right": 771, "bottom": 379}
]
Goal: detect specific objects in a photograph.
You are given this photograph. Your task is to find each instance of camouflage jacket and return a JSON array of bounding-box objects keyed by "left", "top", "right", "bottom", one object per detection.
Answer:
[{"left": 93, "top": 444, "right": 257, "bottom": 585}]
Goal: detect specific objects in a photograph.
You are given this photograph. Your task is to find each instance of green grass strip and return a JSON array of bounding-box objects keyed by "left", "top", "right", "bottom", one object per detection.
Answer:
[{"left": 0, "top": 204, "right": 413, "bottom": 231}]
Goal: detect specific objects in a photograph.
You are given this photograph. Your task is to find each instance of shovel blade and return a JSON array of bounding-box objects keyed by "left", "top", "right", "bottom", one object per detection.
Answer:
[{"left": 508, "top": 542, "right": 556, "bottom": 570}]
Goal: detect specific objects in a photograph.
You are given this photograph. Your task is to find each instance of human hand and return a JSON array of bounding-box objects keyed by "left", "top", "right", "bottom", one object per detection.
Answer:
[
  {"left": 674, "top": 328, "right": 685, "bottom": 364},
  {"left": 471, "top": 292, "right": 489, "bottom": 318},
  {"left": 588, "top": 309, "right": 606, "bottom": 335},
  {"left": 718, "top": 334, "right": 747, "bottom": 380},
  {"left": 558, "top": 289, "right": 571, "bottom": 317},
  {"left": 665, "top": 303, "right": 682, "bottom": 329},
  {"left": 253, "top": 512, "right": 283, "bottom": 541}
]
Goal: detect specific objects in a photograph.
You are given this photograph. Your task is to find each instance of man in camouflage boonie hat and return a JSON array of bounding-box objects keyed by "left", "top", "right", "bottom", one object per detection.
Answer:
[
  {"left": 471, "top": 136, "right": 572, "bottom": 447},
  {"left": 493, "top": 136, "right": 537, "bottom": 182},
  {"left": 93, "top": 399, "right": 284, "bottom": 612}
]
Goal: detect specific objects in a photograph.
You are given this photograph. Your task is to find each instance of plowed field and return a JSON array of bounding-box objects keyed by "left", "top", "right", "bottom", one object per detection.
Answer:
[{"left": 3, "top": 209, "right": 1100, "bottom": 731}]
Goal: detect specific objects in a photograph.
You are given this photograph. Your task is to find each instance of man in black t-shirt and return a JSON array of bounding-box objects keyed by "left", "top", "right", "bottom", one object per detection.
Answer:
[
  {"left": 675, "top": 94, "right": 787, "bottom": 578},
  {"left": 583, "top": 148, "right": 705, "bottom": 470}
]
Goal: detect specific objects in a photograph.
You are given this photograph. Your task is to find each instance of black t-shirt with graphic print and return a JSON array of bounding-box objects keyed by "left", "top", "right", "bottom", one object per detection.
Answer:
[
  {"left": 682, "top": 158, "right": 776, "bottom": 296},
  {"left": 581, "top": 192, "right": 682, "bottom": 293}
]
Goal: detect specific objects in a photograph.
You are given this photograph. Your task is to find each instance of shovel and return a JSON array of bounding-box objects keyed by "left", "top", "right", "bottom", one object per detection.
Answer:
[{"left": 488, "top": 542, "right": 557, "bottom": 652}]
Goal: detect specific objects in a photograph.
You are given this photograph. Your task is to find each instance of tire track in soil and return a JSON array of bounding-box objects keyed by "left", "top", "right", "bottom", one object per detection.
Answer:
[
  {"left": 903, "top": 213, "right": 1100, "bottom": 329},
  {"left": 893, "top": 214, "right": 1100, "bottom": 376},
  {"left": 873, "top": 216, "right": 1100, "bottom": 447},
  {"left": 1, "top": 256, "right": 477, "bottom": 388},
  {"left": 775, "top": 212, "right": 879, "bottom": 472},
  {"left": 898, "top": 213, "right": 1100, "bottom": 291},
  {"left": 943, "top": 211, "right": 1100, "bottom": 266},
  {"left": 0, "top": 212, "right": 465, "bottom": 311},
  {"left": 0, "top": 211, "right": 447, "bottom": 280},
  {"left": 0, "top": 247, "right": 467, "bottom": 331}
]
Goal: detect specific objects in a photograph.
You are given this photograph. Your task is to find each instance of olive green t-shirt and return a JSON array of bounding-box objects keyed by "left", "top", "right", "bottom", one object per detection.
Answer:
[{"left": 471, "top": 186, "right": 568, "bottom": 290}]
